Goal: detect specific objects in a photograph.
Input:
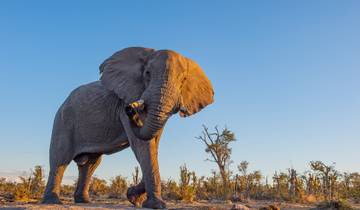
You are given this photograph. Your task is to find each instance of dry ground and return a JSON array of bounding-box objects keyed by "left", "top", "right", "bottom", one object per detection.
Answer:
[
  {"left": 2, "top": 198, "right": 360, "bottom": 210},
  {"left": 0, "top": 198, "right": 320, "bottom": 210}
]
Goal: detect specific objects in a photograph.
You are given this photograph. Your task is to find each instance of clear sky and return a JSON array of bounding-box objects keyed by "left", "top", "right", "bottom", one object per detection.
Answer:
[{"left": 1, "top": 1, "right": 359, "bottom": 183}]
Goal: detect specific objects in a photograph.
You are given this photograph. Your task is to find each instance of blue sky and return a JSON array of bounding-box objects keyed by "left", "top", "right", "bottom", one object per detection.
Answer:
[{"left": 0, "top": 1, "right": 359, "bottom": 183}]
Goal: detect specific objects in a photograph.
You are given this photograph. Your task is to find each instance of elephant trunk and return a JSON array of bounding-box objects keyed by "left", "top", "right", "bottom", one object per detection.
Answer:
[{"left": 134, "top": 83, "right": 176, "bottom": 141}]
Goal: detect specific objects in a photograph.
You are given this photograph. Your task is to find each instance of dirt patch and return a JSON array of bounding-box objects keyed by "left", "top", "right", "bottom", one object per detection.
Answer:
[{"left": 0, "top": 200, "right": 318, "bottom": 210}]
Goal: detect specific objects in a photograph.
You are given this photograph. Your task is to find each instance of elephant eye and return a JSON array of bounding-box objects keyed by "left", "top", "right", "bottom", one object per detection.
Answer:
[
  {"left": 143, "top": 70, "right": 151, "bottom": 84},
  {"left": 144, "top": 70, "right": 150, "bottom": 77}
]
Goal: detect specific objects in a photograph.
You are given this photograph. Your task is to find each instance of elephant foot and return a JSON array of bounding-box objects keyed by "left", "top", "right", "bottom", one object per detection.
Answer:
[
  {"left": 142, "top": 197, "right": 167, "bottom": 209},
  {"left": 127, "top": 186, "right": 146, "bottom": 207},
  {"left": 74, "top": 197, "right": 91, "bottom": 203},
  {"left": 74, "top": 193, "right": 91, "bottom": 203},
  {"left": 42, "top": 192, "right": 62, "bottom": 204}
]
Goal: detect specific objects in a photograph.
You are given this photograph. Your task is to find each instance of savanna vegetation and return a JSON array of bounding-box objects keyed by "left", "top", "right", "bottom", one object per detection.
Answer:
[{"left": 0, "top": 126, "right": 359, "bottom": 209}]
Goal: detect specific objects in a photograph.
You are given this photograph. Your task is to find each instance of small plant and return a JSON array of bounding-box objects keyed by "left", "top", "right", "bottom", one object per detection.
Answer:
[
  {"left": 161, "top": 179, "right": 180, "bottom": 200},
  {"left": 179, "top": 165, "right": 196, "bottom": 202},
  {"left": 60, "top": 184, "right": 75, "bottom": 197},
  {"left": 10, "top": 165, "right": 45, "bottom": 201},
  {"left": 14, "top": 176, "right": 32, "bottom": 201},
  {"left": 29, "top": 166, "right": 45, "bottom": 199},
  {"left": 108, "top": 175, "right": 128, "bottom": 199},
  {"left": 89, "top": 177, "right": 108, "bottom": 197}
]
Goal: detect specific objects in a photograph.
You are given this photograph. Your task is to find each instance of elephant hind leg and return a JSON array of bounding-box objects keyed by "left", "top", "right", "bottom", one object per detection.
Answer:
[
  {"left": 74, "top": 153, "right": 102, "bottom": 203},
  {"left": 127, "top": 181, "right": 146, "bottom": 207},
  {"left": 42, "top": 163, "right": 68, "bottom": 204}
]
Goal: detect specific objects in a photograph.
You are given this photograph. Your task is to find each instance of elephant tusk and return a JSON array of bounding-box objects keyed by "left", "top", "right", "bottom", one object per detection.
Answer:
[
  {"left": 125, "top": 99, "right": 145, "bottom": 128},
  {"left": 130, "top": 99, "right": 145, "bottom": 110}
]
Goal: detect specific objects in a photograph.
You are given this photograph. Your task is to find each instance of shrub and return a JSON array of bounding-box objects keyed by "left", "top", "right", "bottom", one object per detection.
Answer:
[
  {"left": 14, "top": 176, "right": 32, "bottom": 201},
  {"left": 179, "top": 165, "right": 196, "bottom": 202},
  {"left": 60, "top": 184, "right": 75, "bottom": 197},
  {"left": 11, "top": 165, "right": 45, "bottom": 201},
  {"left": 108, "top": 175, "right": 127, "bottom": 199},
  {"left": 162, "top": 179, "right": 180, "bottom": 200},
  {"left": 29, "top": 166, "right": 45, "bottom": 199},
  {"left": 89, "top": 177, "right": 108, "bottom": 197}
]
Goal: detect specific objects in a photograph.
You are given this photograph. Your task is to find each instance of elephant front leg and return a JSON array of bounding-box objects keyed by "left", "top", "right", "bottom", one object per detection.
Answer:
[
  {"left": 126, "top": 181, "right": 146, "bottom": 207},
  {"left": 129, "top": 136, "right": 166, "bottom": 209}
]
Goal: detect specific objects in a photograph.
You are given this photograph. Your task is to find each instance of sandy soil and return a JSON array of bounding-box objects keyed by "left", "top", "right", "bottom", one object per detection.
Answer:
[{"left": 0, "top": 199, "right": 319, "bottom": 210}]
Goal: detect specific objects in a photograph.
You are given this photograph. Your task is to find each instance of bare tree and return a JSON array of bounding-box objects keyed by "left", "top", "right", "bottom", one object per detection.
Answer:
[
  {"left": 288, "top": 168, "right": 297, "bottom": 200},
  {"left": 252, "top": 170, "right": 262, "bottom": 199},
  {"left": 302, "top": 172, "right": 321, "bottom": 197},
  {"left": 196, "top": 125, "right": 236, "bottom": 185},
  {"left": 132, "top": 166, "right": 140, "bottom": 186},
  {"left": 273, "top": 171, "right": 289, "bottom": 200},
  {"left": 310, "top": 161, "right": 339, "bottom": 201}
]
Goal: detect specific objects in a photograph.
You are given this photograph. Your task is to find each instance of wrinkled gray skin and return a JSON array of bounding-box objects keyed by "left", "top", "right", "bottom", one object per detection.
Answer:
[{"left": 42, "top": 47, "right": 214, "bottom": 209}]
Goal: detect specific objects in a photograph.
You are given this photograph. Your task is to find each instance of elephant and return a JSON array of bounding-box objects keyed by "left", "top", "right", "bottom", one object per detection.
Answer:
[{"left": 42, "top": 47, "right": 214, "bottom": 209}]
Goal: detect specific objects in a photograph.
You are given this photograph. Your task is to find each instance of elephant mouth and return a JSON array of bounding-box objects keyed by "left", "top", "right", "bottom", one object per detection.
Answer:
[
  {"left": 125, "top": 96, "right": 172, "bottom": 141},
  {"left": 125, "top": 99, "right": 146, "bottom": 128}
]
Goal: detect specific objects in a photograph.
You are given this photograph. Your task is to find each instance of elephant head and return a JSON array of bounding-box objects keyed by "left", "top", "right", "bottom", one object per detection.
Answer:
[{"left": 100, "top": 47, "right": 214, "bottom": 141}]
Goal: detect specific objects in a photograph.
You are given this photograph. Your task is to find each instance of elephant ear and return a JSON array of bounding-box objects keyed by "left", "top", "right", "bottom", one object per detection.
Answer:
[
  {"left": 179, "top": 58, "right": 214, "bottom": 117},
  {"left": 99, "top": 47, "right": 155, "bottom": 103}
]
